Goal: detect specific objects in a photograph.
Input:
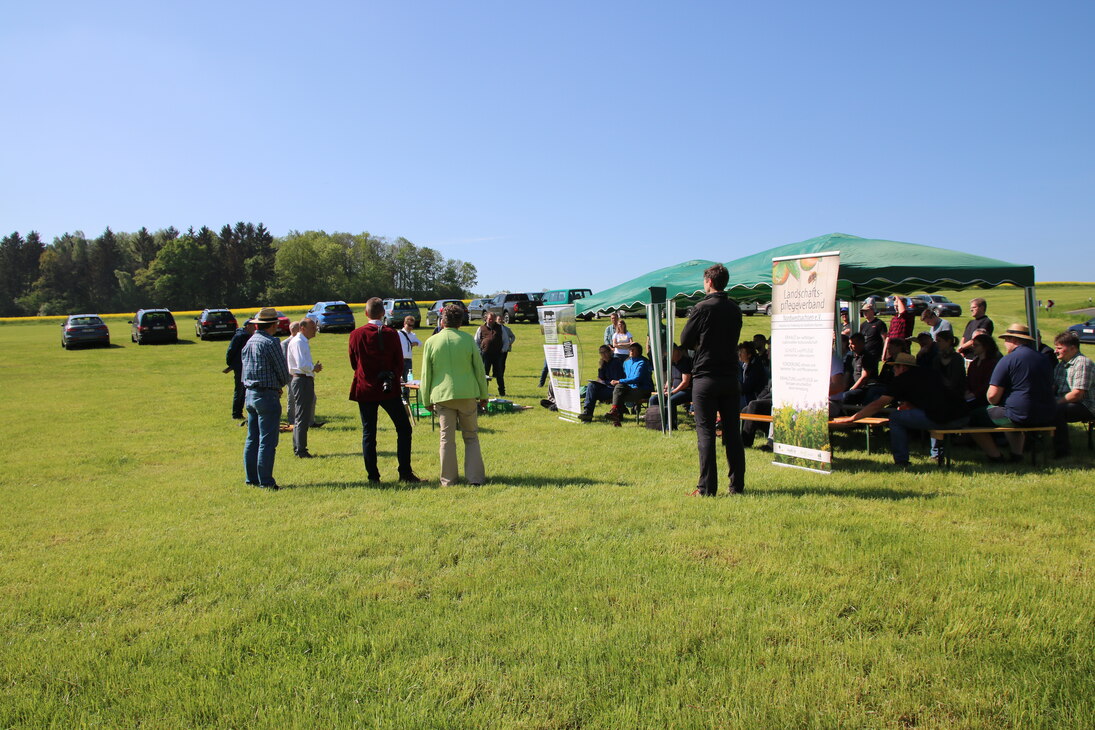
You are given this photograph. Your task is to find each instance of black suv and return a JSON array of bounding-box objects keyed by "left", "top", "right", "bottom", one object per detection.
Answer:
[
  {"left": 488, "top": 292, "right": 541, "bottom": 324},
  {"left": 130, "top": 308, "right": 179, "bottom": 344},
  {"left": 194, "top": 309, "right": 238, "bottom": 340}
]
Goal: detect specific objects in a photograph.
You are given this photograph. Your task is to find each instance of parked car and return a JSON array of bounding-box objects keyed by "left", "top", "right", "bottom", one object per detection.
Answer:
[
  {"left": 194, "top": 309, "right": 238, "bottom": 340},
  {"left": 1068, "top": 317, "right": 1095, "bottom": 344},
  {"left": 306, "top": 301, "right": 356, "bottom": 332},
  {"left": 487, "top": 292, "right": 540, "bottom": 324},
  {"left": 542, "top": 288, "right": 594, "bottom": 318},
  {"left": 426, "top": 299, "right": 469, "bottom": 328},
  {"left": 130, "top": 308, "right": 178, "bottom": 344},
  {"left": 274, "top": 311, "right": 291, "bottom": 336},
  {"left": 61, "top": 314, "right": 110, "bottom": 348},
  {"left": 467, "top": 298, "right": 492, "bottom": 321},
  {"left": 862, "top": 296, "right": 926, "bottom": 317},
  {"left": 913, "top": 294, "right": 962, "bottom": 318},
  {"left": 381, "top": 298, "right": 421, "bottom": 328},
  {"left": 733, "top": 299, "right": 768, "bottom": 317}
]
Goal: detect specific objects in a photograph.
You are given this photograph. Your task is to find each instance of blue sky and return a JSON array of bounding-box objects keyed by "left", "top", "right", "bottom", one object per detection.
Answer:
[{"left": 2, "top": 0, "right": 1092, "bottom": 295}]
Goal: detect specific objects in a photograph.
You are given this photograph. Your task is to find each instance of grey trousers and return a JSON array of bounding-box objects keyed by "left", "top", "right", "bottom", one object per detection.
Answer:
[{"left": 290, "top": 376, "right": 315, "bottom": 455}]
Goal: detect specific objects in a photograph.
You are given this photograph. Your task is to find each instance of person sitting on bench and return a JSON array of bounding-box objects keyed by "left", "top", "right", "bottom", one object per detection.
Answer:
[
  {"left": 832, "top": 352, "right": 969, "bottom": 467},
  {"left": 1051, "top": 330, "right": 1095, "bottom": 458},
  {"left": 578, "top": 345, "right": 625, "bottom": 422},
  {"left": 969, "top": 324, "right": 1056, "bottom": 463}
]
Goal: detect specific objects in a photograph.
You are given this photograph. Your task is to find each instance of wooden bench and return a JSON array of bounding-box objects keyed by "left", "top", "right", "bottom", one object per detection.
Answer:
[
  {"left": 927, "top": 426, "right": 1057, "bottom": 468},
  {"left": 739, "top": 413, "right": 890, "bottom": 454}
]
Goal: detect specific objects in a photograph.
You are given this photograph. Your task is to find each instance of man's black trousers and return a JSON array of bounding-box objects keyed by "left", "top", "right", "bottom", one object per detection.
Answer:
[{"left": 692, "top": 375, "right": 745, "bottom": 496}]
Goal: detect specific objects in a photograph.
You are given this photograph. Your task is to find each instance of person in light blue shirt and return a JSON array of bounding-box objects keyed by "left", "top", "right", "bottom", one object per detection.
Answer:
[{"left": 606, "top": 343, "right": 654, "bottom": 426}]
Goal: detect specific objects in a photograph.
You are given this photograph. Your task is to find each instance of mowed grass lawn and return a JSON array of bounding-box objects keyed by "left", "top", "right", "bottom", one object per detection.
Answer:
[{"left": 2, "top": 286, "right": 1094, "bottom": 728}]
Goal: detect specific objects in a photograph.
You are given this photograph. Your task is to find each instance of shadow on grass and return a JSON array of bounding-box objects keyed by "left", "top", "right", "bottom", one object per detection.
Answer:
[
  {"left": 288, "top": 479, "right": 438, "bottom": 491},
  {"left": 757, "top": 486, "right": 939, "bottom": 501},
  {"left": 483, "top": 474, "right": 603, "bottom": 488}
]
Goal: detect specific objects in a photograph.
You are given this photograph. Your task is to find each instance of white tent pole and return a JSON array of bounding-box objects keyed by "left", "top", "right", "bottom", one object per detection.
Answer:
[
  {"left": 667, "top": 300, "right": 675, "bottom": 434},
  {"left": 1024, "top": 286, "right": 1039, "bottom": 344}
]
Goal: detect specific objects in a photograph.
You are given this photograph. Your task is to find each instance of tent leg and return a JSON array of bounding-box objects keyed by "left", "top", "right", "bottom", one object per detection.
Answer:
[{"left": 1024, "top": 286, "right": 1039, "bottom": 343}]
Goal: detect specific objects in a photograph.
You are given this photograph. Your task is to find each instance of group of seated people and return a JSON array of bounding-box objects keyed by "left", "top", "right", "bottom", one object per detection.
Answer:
[
  {"left": 756, "top": 295, "right": 1094, "bottom": 465},
  {"left": 579, "top": 310, "right": 772, "bottom": 428}
]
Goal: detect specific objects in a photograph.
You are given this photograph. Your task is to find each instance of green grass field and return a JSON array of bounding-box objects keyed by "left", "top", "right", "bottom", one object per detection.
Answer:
[{"left": 2, "top": 285, "right": 1094, "bottom": 728}]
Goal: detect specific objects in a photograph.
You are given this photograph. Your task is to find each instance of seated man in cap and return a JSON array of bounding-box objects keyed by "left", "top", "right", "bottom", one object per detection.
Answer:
[
  {"left": 969, "top": 323, "right": 1056, "bottom": 462},
  {"left": 1051, "top": 330, "right": 1095, "bottom": 458},
  {"left": 832, "top": 352, "right": 969, "bottom": 467}
]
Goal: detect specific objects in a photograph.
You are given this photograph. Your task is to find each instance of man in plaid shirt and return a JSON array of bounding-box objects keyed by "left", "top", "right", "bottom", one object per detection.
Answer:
[
  {"left": 1052, "top": 330, "right": 1095, "bottom": 458},
  {"left": 241, "top": 308, "right": 291, "bottom": 489}
]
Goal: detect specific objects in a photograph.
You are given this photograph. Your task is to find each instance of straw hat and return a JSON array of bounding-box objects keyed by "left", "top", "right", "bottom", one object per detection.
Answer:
[
  {"left": 249, "top": 307, "right": 281, "bottom": 325},
  {"left": 884, "top": 352, "right": 918, "bottom": 368},
  {"left": 998, "top": 323, "right": 1036, "bottom": 343}
]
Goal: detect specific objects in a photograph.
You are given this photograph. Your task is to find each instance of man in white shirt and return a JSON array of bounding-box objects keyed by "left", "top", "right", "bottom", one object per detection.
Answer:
[
  {"left": 398, "top": 316, "right": 421, "bottom": 382},
  {"left": 287, "top": 318, "right": 323, "bottom": 458},
  {"left": 282, "top": 321, "right": 301, "bottom": 426}
]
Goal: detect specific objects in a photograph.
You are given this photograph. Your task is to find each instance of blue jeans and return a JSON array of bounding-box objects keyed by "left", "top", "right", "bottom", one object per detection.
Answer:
[
  {"left": 887, "top": 408, "right": 968, "bottom": 463},
  {"left": 244, "top": 389, "right": 282, "bottom": 486},
  {"left": 583, "top": 381, "right": 613, "bottom": 414},
  {"left": 649, "top": 390, "right": 692, "bottom": 426}
]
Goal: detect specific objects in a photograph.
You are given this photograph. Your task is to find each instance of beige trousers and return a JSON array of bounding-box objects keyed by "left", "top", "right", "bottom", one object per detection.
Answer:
[{"left": 436, "top": 398, "right": 485, "bottom": 486}]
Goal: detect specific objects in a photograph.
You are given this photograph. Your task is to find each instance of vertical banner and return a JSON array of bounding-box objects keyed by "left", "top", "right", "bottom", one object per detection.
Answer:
[
  {"left": 770, "top": 252, "right": 841, "bottom": 473},
  {"left": 538, "top": 305, "right": 581, "bottom": 421}
]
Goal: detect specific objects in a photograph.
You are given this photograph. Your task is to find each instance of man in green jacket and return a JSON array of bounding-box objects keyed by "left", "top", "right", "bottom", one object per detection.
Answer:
[{"left": 421, "top": 304, "right": 490, "bottom": 486}]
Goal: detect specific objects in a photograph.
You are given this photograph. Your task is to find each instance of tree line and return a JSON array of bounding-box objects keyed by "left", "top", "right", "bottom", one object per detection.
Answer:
[{"left": 0, "top": 225, "right": 478, "bottom": 316}]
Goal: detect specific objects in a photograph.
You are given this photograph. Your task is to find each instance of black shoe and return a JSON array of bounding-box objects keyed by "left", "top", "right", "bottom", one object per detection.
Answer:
[
  {"left": 398, "top": 472, "right": 423, "bottom": 483},
  {"left": 540, "top": 399, "right": 553, "bottom": 409},
  {"left": 296, "top": 451, "right": 313, "bottom": 458},
  {"left": 238, "top": 420, "right": 247, "bottom": 427},
  {"left": 258, "top": 483, "right": 279, "bottom": 491},
  {"left": 367, "top": 476, "right": 381, "bottom": 484},
  {"left": 469, "top": 482, "right": 483, "bottom": 486},
  {"left": 311, "top": 421, "right": 325, "bottom": 428},
  {"left": 577, "top": 413, "right": 592, "bottom": 422},
  {"left": 758, "top": 443, "right": 773, "bottom": 452}
]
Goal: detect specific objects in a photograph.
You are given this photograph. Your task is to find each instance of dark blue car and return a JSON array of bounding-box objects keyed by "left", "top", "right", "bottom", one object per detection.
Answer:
[
  {"left": 1068, "top": 317, "right": 1095, "bottom": 344},
  {"left": 306, "top": 301, "right": 356, "bottom": 332},
  {"left": 62, "top": 314, "right": 110, "bottom": 348}
]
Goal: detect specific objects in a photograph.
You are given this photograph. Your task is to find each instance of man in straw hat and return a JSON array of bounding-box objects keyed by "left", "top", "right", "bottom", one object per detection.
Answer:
[
  {"left": 240, "top": 307, "right": 291, "bottom": 489},
  {"left": 833, "top": 352, "right": 970, "bottom": 467},
  {"left": 968, "top": 323, "right": 1055, "bottom": 462}
]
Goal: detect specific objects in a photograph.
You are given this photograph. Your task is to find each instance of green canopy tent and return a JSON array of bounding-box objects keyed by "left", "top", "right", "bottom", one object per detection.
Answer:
[
  {"left": 574, "top": 259, "right": 717, "bottom": 317},
  {"left": 575, "top": 259, "right": 717, "bottom": 433},
  {"left": 720, "top": 233, "right": 1039, "bottom": 335}
]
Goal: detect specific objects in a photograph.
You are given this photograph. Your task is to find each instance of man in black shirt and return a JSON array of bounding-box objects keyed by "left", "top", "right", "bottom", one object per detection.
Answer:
[
  {"left": 833, "top": 352, "right": 969, "bottom": 466},
  {"left": 859, "top": 305, "right": 887, "bottom": 361},
  {"left": 680, "top": 264, "right": 744, "bottom": 495},
  {"left": 844, "top": 332, "right": 882, "bottom": 406},
  {"left": 958, "top": 297, "right": 994, "bottom": 357}
]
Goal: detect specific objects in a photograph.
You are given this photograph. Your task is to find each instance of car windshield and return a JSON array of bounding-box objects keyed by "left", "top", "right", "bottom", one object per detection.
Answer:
[
  {"left": 142, "top": 312, "right": 171, "bottom": 325},
  {"left": 325, "top": 304, "right": 351, "bottom": 313},
  {"left": 208, "top": 311, "right": 234, "bottom": 322},
  {"left": 530, "top": 293, "right": 544, "bottom": 301},
  {"left": 71, "top": 316, "right": 102, "bottom": 326}
]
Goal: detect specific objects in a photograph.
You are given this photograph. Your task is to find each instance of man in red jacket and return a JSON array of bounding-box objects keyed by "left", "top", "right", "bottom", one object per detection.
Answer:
[{"left": 349, "top": 297, "right": 421, "bottom": 483}]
